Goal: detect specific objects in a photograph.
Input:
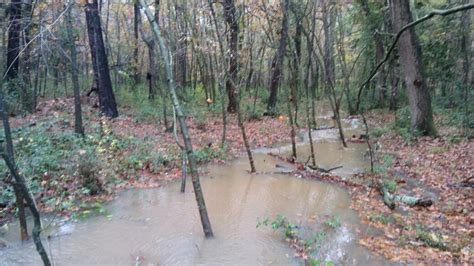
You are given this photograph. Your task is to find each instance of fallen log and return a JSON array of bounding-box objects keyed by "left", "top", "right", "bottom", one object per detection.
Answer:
[
  {"left": 379, "top": 182, "right": 396, "bottom": 210},
  {"left": 378, "top": 181, "right": 433, "bottom": 210}
]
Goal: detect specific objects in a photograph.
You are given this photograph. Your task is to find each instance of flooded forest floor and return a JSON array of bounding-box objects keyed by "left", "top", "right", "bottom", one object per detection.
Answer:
[{"left": 0, "top": 98, "right": 472, "bottom": 264}]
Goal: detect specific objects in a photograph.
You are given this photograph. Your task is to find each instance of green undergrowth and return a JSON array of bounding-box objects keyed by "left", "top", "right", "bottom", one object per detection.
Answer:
[
  {"left": 370, "top": 104, "right": 472, "bottom": 144},
  {"left": 257, "top": 214, "right": 340, "bottom": 265},
  {"left": 0, "top": 115, "right": 173, "bottom": 221}
]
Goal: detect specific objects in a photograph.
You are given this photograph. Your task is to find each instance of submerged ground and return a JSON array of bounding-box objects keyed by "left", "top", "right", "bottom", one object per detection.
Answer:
[{"left": 0, "top": 98, "right": 472, "bottom": 264}]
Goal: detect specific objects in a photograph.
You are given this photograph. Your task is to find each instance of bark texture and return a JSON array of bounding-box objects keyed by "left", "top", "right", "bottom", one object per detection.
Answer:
[
  {"left": 266, "top": 0, "right": 289, "bottom": 115},
  {"left": 85, "top": 0, "right": 119, "bottom": 118},
  {"left": 391, "top": 0, "right": 435, "bottom": 135}
]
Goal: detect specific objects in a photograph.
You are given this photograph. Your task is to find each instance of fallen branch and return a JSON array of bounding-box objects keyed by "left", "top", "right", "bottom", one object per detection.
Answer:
[
  {"left": 378, "top": 181, "right": 433, "bottom": 210},
  {"left": 306, "top": 165, "right": 343, "bottom": 173},
  {"left": 355, "top": 3, "right": 474, "bottom": 112},
  {"left": 312, "top": 126, "right": 335, "bottom": 131}
]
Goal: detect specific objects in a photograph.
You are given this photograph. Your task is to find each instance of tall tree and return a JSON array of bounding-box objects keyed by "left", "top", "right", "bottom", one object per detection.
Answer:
[
  {"left": 222, "top": 0, "right": 239, "bottom": 113},
  {"left": 174, "top": 0, "right": 187, "bottom": 89},
  {"left": 391, "top": 0, "right": 435, "bottom": 135},
  {"left": 322, "top": 0, "right": 347, "bottom": 148},
  {"left": 66, "top": 3, "right": 84, "bottom": 136},
  {"left": 5, "top": 0, "right": 21, "bottom": 81},
  {"left": 221, "top": 0, "right": 256, "bottom": 172},
  {"left": 84, "top": 0, "right": 119, "bottom": 118},
  {"left": 359, "top": 0, "right": 387, "bottom": 107},
  {"left": 133, "top": 2, "right": 141, "bottom": 85},
  {"left": 139, "top": 0, "right": 214, "bottom": 238},
  {"left": 266, "top": 0, "right": 289, "bottom": 115},
  {"left": 0, "top": 84, "right": 51, "bottom": 265}
]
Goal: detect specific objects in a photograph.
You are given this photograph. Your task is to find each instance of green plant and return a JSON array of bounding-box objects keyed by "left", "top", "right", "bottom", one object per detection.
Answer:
[
  {"left": 193, "top": 146, "right": 226, "bottom": 164},
  {"left": 256, "top": 214, "right": 298, "bottom": 238},
  {"left": 369, "top": 213, "right": 392, "bottom": 225},
  {"left": 308, "top": 258, "right": 334, "bottom": 266},
  {"left": 374, "top": 154, "right": 395, "bottom": 174},
  {"left": 415, "top": 225, "right": 448, "bottom": 250},
  {"left": 383, "top": 179, "right": 397, "bottom": 193},
  {"left": 304, "top": 232, "right": 326, "bottom": 250},
  {"left": 324, "top": 215, "right": 341, "bottom": 229}
]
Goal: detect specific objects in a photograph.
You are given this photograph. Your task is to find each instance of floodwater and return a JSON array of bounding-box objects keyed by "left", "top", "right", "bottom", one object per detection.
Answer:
[{"left": 0, "top": 109, "right": 388, "bottom": 265}]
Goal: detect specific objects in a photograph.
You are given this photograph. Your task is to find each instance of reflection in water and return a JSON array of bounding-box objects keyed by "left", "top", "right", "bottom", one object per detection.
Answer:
[
  {"left": 0, "top": 154, "right": 386, "bottom": 265},
  {"left": 0, "top": 110, "right": 387, "bottom": 265}
]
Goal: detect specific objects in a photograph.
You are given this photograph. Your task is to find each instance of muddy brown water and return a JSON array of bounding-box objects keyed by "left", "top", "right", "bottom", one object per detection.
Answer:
[{"left": 0, "top": 114, "right": 389, "bottom": 265}]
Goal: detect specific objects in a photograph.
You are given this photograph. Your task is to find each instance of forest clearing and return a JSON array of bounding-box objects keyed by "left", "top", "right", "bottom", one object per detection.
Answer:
[{"left": 0, "top": 0, "right": 472, "bottom": 265}]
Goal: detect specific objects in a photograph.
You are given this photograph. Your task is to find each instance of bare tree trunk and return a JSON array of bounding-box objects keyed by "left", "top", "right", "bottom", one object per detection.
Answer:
[
  {"left": 133, "top": 2, "right": 141, "bottom": 85},
  {"left": 220, "top": 0, "right": 256, "bottom": 172},
  {"left": 174, "top": 0, "right": 187, "bottom": 89},
  {"left": 5, "top": 0, "right": 21, "bottom": 81},
  {"left": 139, "top": 0, "right": 214, "bottom": 238},
  {"left": 67, "top": 4, "right": 84, "bottom": 136},
  {"left": 360, "top": 0, "right": 387, "bottom": 107},
  {"left": 266, "top": 0, "right": 289, "bottom": 115},
  {"left": 323, "top": 1, "right": 347, "bottom": 148},
  {"left": 208, "top": 1, "right": 228, "bottom": 147},
  {"left": 222, "top": 0, "right": 239, "bottom": 113},
  {"left": 391, "top": 0, "right": 435, "bottom": 135},
  {"left": 0, "top": 84, "right": 51, "bottom": 265},
  {"left": 14, "top": 184, "right": 28, "bottom": 240},
  {"left": 85, "top": 0, "right": 119, "bottom": 118}
]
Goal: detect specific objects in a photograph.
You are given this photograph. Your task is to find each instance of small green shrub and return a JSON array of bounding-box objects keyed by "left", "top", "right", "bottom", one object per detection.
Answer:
[
  {"left": 369, "top": 213, "right": 392, "bottom": 225},
  {"left": 415, "top": 225, "right": 448, "bottom": 251},
  {"left": 193, "top": 146, "right": 225, "bottom": 164},
  {"left": 324, "top": 215, "right": 341, "bottom": 229}
]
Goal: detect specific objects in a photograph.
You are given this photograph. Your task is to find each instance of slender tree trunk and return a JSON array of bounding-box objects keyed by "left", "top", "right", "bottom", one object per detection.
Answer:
[
  {"left": 323, "top": 1, "right": 347, "bottom": 147},
  {"left": 14, "top": 184, "right": 28, "bottom": 240},
  {"left": 0, "top": 84, "right": 51, "bottom": 265},
  {"left": 67, "top": 4, "right": 84, "bottom": 136},
  {"left": 208, "top": 1, "right": 227, "bottom": 147},
  {"left": 391, "top": 0, "right": 435, "bottom": 135},
  {"left": 291, "top": 17, "right": 302, "bottom": 126},
  {"left": 220, "top": 0, "right": 256, "bottom": 172},
  {"left": 360, "top": 0, "right": 387, "bottom": 107},
  {"left": 85, "top": 0, "right": 119, "bottom": 118},
  {"left": 174, "top": 1, "right": 187, "bottom": 89},
  {"left": 287, "top": 76, "right": 297, "bottom": 161},
  {"left": 147, "top": 43, "right": 157, "bottom": 100},
  {"left": 133, "top": 2, "right": 141, "bottom": 85},
  {"left": 222, "top": 0, "right": 239, "bottom": 113},
  {"left": 5, "top": 0, "right": 21, "bottom": 81},
  {"left": 139, "top": 0, "right": 214, "bottom": 238},
  {"left": 266, "top": 0, "right": 289, "bottom": 115}
]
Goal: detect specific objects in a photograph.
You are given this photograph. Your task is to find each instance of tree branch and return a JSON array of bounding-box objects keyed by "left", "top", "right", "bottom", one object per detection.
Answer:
[{"left": 355, "top": 3, "right": 474, "bottom": 112}]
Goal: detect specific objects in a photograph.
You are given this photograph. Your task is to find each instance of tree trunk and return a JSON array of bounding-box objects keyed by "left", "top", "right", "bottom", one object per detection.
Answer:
[
  {"left": 222, "top": 0, "right": 239, "bottom": 113},
  {"left": 391, "top": 0, "right": 435, "bottom": 135},
  {"left": 323, "top": 1, "right": 347, "bottom": 148},
  {"left": 133, "top": 2, "right": 141, "bottom": 85},
  {"left": 360, "top": 0, "right": 387, "bottom": 107},
  {"left": 85, "top": 0, "right": 119, "bottom": 118},
  {"left": 5, "top": 0, "right": 21, "bottom": 81},
  {"left": 266, "top": 0, "right": 289, "bottom": 115},
  {"left": 67, "top": 4, "right": 84, "bottom": 136},
  {"left": 0, "top": 84, "right": 51, "bottom": 265},
  {"left": 14, "top": 183, "right": 28, "bottom": 241},
  {"left": 139, "top": 0, "right": 214, "bottom": 238},
  {"left": 147, "top": 44, "right": 157, "bottom": 100}
]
